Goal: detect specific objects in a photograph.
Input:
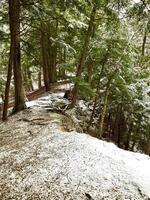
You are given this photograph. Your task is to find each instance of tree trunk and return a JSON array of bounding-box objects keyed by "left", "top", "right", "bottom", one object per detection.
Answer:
[
  {"left": 141, "top": 29, "right": 147, "bottom": 57},
  {"left": 112, "top": 106, "right": 120, "bottom": 142},
  {"left": 40, "top": 23, "right": 50, "bottom": 91},
  {"left": 139, "top": 27, "right": 147, "bottom": 67},
  {"left": 58, "top": 47, "right": 66, "bottom": 80},
  {"left": 145, "top": 134, "right": 150, "bottom": 156},
  {"left": 48, "top": 40, "right": 57, "bottom": 83},
  {"left": 27, "top": 68, "right": 34, "bottom": 91},
  {"left": 86, "top": 51, "right": 110, "bottom": 132},
  {"left": 71, "top": 4, "right": 96, "bottom": 106},
  {"left": 86, "top": 59, "right": 94, "bottom": 84},
  {"left": 7, "top": 0, "right": 25, "bottom": 114},
  {"left": 125, "top": 123, "right": 133, "bottom": 150},
  {"left": 97, "top": 88, "right": 109, "bottom": 138},
  {"left": 38, "top": 66, "right": 42, "bottom": 88},
  {"left": 112, "top": 104, "right": 124, "bottom": 147},
  {"left": 47, "top": 21, "right": 58, "bottom": 83},
  {"left": 2, "top": 44, "right": 13, "bottom": 121},
  {"left": 86, "top": 71, "right": 103, "bottom": 132}
]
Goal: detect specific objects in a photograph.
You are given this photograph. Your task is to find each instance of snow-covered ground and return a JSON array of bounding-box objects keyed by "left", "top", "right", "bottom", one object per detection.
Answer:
[
  {"left": 25, "top": 89, "right": 92, "bottom": 133},
  {"left": 0, "top": 89, "right": 150, "bottom": 200}
]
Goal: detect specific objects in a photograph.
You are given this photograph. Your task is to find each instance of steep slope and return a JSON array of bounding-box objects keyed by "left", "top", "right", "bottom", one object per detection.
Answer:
[
  {"left": 0, "top": 108, "right": 150, "bottom": 200},
  {"left": 0, "top": 89, "right": 150, "bottom": 200}
]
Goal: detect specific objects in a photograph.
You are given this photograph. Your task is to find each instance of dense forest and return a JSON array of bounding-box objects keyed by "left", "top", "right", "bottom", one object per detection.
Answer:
[{"left": 0, "top": 0, "right": 150, "bottom": 154}]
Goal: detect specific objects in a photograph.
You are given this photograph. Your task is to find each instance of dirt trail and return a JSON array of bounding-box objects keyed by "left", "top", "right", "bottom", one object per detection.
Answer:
[{"left": 0, "top": 80, "right": 70, "bottom": 111}]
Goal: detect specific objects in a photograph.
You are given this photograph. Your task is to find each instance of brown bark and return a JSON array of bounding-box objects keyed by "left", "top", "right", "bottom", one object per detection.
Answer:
[
  {"left": 112, "top": 106, "right": 120, "bottom": 142},
  {"left": 145, "top": 134, "right": 150, "bottom": 156},
  {"left": 141, "top": 29, "right": 147, "bottom": 57},
  {"left": 86, "top": 51, "right": 110, "bottom": 132},
  {"left": 47, "top": 21, "right": 58, "bottom": 83},
  {"left": 58, "top": 48, "right": 66, "bottom": 79},
  {"left": 86, "top": 59, "right": 94, "bottom": 84},
  {"left": 3, "top": 0, "right": 25, "bottom": 119},
  {"left": 71, "top": 4, "right": 96, "bottom": 107},
  {"left": 48, "top": 39, "right": 57, "bottom": 83},
  {"left": 2, "top": 8, "right": 14, "bottom": 121},
  {"left": 9, "top": 0, "right": 26, "bottom": 112},
  {"left": 112, "top": 105, "right": 124, "bottom": 146},
  {"left": 97, "top": 88, "right": 109, "bottom": 138},
  {"left": 125, "top": 124, "right": 133, "bottom": 150},
  {"left": 2, "top": 43, "right": 13, "bottom": 120},
  {"left": 27, "top": 68, "right": 34, "bottom": 91},
  {"left": 86, "top": 73, "right": 102, "bottom": 132},
  {"left": 40, "top": 23, "right": 50, "bottom": 91},
  {"left": 139, "top": 26, "right": 148, "bottom": 67},
  {"left": 38, "top": 66, "right": 42, "bottom": 89},
  {"left": 40, "top": 20, "right": 58, "bottom": 89}
]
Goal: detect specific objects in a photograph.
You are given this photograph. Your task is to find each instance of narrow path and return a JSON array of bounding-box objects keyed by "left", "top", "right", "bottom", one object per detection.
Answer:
[{"left": 0, "top": 80, "right": 70, "bottom": 111}]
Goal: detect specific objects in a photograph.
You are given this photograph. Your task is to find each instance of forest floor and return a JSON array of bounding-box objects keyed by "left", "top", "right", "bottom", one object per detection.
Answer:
[
  {"left": 0, "top": 80, "right": 71, "bottom": 111},
  {"left": 0, "top": 83, "right": 150, "bottom": 200}
]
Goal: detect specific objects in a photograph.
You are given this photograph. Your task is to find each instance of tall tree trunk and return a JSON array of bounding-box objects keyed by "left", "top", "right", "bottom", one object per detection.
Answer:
[
  {"left": 2, "top": 44, "right": 13, "bottom": 120},
  {"left": 86, "top": 51, "right": 110, "bottom": 132},
  {"left": 38, "top": 66, "right": 42, "bottom": 89},
  {"left": 96, "top": 65, "right": 120, "bottom": 139},
  {"left": 3, "top": 0, "right": 25, "bottom": 118},
  {"left": 86, "top": 69, "right": 103, "bottom": 132},
  {"left": 48, "top": 40, "right": 57, "bottom": 83},
  {"left": 9, "top": 0, "right": 25, "bottom": 112},
  {"left": 125, "top": 123, "right": 133, "bottom": 150},
  {"left": 47, "top": 21, "right": 58, "bottom": 83},
  {"left": 139, "top": 27, "right": 147, "bottom": 67},
  {"left": 86, "top": 59, "right": 94, "bottom": 84},
  {"left": 112, "top": 105, "right": 120, "bottom": 142},
  {"left": 58, "top": 47, "right": 66, "bottom": 79},
  {"left": 145, "top": 134, "right": 150, "bottom": 156},
  {"left": 141, "top": 29, "right": 147, "bottom": 56},
  {"left": 117, "top": 110, "right": 124, "bottom": 148},
  {"left": 97, "top": 88, "right": 109, "bottom": 138},
  {"left": 40, "top": 23, "right": 50, "bottom": 91},
  {"left": 27, "top": 68, "right": 33, "bottom": 91},
  {"left": 23, "top": 68, "right": 29, "bottom": 91},
  {"left": 71, "top": 4, "right": 96, "bottom": 107},
  {"left": 112, "top": 104, "right": 124, "bottom": 147}
]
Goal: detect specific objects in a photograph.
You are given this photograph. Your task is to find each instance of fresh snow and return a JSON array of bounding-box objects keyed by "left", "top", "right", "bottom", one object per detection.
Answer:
[
  {"left": 0, "top": 87, "right": 150, "bottom": 200},
  {"left": 1, "top": 119, "right": 150, "bottom": 200}
]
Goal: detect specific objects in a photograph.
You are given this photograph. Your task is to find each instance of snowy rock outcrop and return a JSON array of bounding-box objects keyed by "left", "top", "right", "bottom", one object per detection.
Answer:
[{"left": 0, "top": 109, "right": 150, "bottom": 200}]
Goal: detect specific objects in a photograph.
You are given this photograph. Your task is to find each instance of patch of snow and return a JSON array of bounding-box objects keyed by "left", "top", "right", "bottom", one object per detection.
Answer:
[
  {"left": 0, "top": 97, "right": 2, "bottom": 103},
  {"left": 1, "top": 83, "right": 150, "bottom": 199},
  {"left": 78, "top": 100, "right": 88, "bottom": 112},
  {"left": 0, "top": 119, "right": 150, "bottom": 199},
  {"left": 56, "top": 83, "right": 74, "bottom": 90},
  {"left": 26, "top": 92, "right": 66, "bottom": 109}
]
